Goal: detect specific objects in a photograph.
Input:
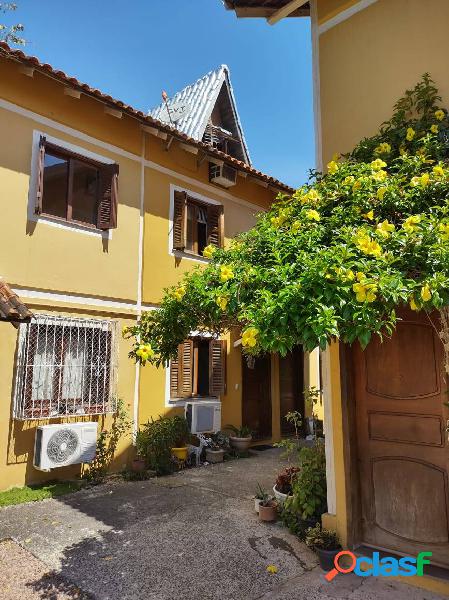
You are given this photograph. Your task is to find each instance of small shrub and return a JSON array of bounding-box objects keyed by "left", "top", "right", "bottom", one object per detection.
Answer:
[
  {"left": 84, "top": 399, "right": 132, "bottom": 483},
  {"left": 137, "top": 415, "right": 190, "bottom": 475},
  {"left": 305, "top": 524, "right": 340, "bottom": 551},
  {"left": 286, "top": 440, "right": 327, "bottom": 519}
]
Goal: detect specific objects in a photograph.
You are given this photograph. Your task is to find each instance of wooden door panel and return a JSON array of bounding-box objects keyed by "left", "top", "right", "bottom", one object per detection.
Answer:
[
  {"left": 372, "top": 458, "right": 449, "bottom": 544},
  {"left": 365, "top": 322, "right": 439, "bottom": 399},
  {"left": 242, "top": 355, "right": 271, "bottom": 440},
  {"left": 368, "top": 411, "right": 444, "bottom": 447},
  {"left": 352, "top": 308, "right": 449, "bottom": 568},
  {"left": 279, "top": 346, "right": 304, "bottom": 436}
]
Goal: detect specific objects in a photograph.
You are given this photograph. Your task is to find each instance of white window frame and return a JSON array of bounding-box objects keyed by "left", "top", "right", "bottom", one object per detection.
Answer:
[
  {"left": 28, "top": 130, "right": 115, "bottom": 238},
  {"left": 13, "top": 314, "right": 119, "bottom": 420},
  {"left": 168, "top": 183, "right": 223, "bottom": 263}
]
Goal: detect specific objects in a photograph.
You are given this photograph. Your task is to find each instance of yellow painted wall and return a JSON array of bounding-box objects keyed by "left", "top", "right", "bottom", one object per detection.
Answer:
[
  {"left": 0, "top": 304, "right": 137, "bottom": 490},
  {"left": 317, "top": 4, "right": 449, "bottom": 593},
  {"left": 317, "top": 0, "right": 361, "bottom": 24},
  {"left": 319, "top": 0, "right": 449, "bottom": 165},
  {"left": 0, "top": 51, "right": 284, "bottom": 490},
  {"left": 0, "top": 58, "right": 142, "bottom": 302}
]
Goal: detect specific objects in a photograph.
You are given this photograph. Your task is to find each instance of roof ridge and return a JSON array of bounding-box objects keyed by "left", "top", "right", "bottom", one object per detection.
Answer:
[{"left": 0, "top": 41, "right": 293, "bottom": 192}]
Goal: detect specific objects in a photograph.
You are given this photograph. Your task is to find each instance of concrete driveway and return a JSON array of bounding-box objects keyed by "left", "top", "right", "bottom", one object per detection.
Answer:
[{"left": 0, "top": 449, "right": 446, "bottom": 600}]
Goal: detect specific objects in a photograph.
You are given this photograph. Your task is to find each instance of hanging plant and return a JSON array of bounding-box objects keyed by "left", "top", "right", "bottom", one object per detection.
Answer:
[{"left": 125, "top": 75, "right": 449, "bottom": 371}]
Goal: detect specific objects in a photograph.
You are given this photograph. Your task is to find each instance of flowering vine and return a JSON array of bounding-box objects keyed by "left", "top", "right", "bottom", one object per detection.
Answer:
[{"left": 125, "top": 75, "right": 449, "bottom": 366}]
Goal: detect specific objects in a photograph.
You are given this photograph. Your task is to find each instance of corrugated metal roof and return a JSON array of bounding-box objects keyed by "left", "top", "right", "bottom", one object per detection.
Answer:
[{"left": 150, "top": 65, "right": 251, "bottom": 165}]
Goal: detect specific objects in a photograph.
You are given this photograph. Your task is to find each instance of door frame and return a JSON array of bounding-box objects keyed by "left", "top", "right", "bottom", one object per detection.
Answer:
[
  {"left": 339, "top": 340, "right": 449, "bottom": 563},
  {"left": 339, "top": 343, "right": 363, "bottom": 548},
  {"left": 242, "top": 353, "right": 272, "bottom": 441}
]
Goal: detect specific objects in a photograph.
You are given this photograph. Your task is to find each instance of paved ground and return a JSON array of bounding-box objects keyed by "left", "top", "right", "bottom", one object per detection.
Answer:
[{"left": 0, "top": 449, "right": 446, "bottom": 600}]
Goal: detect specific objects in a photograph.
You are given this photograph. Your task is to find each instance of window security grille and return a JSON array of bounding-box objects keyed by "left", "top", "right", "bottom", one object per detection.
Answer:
[{"left": 13, "top": 315, "right": 118, "bottom": 420}]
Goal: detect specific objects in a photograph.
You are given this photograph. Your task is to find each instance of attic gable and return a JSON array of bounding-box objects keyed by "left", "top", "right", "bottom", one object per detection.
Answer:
[{"left": 150, "top": 65, "right": 251, "bottom": 165}]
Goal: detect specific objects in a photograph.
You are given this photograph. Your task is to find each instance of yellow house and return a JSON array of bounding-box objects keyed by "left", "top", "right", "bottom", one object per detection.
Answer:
[
  {"left": 0, "top": 40, "right": 303, "bottom": 492},
  {"left": 225, "top": 0, "right": 449, "bottom": 593}
]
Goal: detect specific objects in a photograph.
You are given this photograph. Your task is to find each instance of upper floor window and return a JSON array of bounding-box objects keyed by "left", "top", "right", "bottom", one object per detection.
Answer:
[
  {"left": 170, "top": 337, "right": 226, "bottom": 400},
  {"left": 173, "top": 191, "right": 224, "bottom": 256},
  {"left": 13, "top": 315, "right": 118, "bottom": 420},
  {"left": 35, "top": 136, "right": 119, "bottom": 230}
]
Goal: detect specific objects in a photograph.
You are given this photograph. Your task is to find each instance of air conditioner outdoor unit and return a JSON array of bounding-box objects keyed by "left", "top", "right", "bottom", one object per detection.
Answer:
[
  {"left": 209, "top": 162, "right": 237, "bottom": 188},
  {"left": 185, "top": 401, "right": 221, "bottom": 434},
  {"left": 34, "top": 422, "right": 98, "bottom": 472}
]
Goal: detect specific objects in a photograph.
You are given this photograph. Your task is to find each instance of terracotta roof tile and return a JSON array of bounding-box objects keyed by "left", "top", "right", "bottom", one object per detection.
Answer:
[
  {"left": 0, "top": 42, "right": 294, "bottom": 193},
  {"left": 0, "top": 278, "right": 32, "bottom": 322}
]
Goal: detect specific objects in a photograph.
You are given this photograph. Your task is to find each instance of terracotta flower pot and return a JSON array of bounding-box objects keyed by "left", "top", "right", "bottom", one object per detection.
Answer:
[
  {"left": 229, "top": 436, "right": 252, "bottom": 452},
  {"left": 258, "top": 501, "right": 278, "bottom": 522},
  {"left": 171, "top": 447, "right": 188, "bottom": 461},
  {"left": 205, "top": 448, "right": 225, "bottom": 463},
  {"left": 132, "top": 458, "right": 146, "bottom": 472}
]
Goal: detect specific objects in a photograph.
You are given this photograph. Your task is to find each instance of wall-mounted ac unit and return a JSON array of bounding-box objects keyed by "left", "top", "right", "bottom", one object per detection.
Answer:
[
  {"left": 185, "top": 401, "right": 221, "bottom": 434},
  {"left": 34, "top": 422, "right": 98, "bottom": 471},
  {"left": 209, "top": 163, "right": 237, "bottom": 188}
]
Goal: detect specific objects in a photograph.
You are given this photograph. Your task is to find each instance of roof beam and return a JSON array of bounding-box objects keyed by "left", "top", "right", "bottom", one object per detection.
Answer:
[{"left": 267, "top": 0, "right": 309, "bottom": 25}]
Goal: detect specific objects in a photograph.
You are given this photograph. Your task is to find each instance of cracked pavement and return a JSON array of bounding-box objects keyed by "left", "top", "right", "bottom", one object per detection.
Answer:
[{"left": 0, "top": 449, "right": 446, "bottom": 599}]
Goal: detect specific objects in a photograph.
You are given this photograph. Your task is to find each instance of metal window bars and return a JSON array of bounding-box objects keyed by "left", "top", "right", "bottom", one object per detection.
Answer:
[{"left": 13, "top": 314, "right": 118, "bottom": 420}]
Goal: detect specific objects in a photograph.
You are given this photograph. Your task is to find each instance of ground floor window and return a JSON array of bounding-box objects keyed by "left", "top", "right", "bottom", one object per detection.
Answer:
[
  {"left": 13, "top": 315, "right": 118, "bottom": 420},
  {"left": 170, "top": 337, "right": 226, "bottom": 400}
]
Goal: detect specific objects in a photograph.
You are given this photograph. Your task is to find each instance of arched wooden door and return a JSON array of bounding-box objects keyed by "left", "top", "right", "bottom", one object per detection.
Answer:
[{"left": 351, "top": 308, "right": 449, "bottom": 568}]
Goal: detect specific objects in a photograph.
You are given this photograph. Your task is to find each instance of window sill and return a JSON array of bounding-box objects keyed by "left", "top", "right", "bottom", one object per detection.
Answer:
[
  {"left": 168, "top": 396, "right": 220, "bottom": 407},
  {"left": 29, "top": 213, "right": 112, "bottom": 239},
  {"left": 171, "top": 249, "right": 210, "bottom": 264}
]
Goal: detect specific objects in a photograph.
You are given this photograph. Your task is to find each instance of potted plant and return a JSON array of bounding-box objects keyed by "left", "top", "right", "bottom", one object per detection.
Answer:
[
  {"left": 254, "top": 483, "right": 271, "bottom": 513},
  {"left": 258, "top": 497, "right": 278, "bottom": 522},
  {"left": 305, "top": 524, "right": 341, "bottom": 570},
  {"left": 225, "top": 424, "right": 252, "bottom": 452},
  {"left": 273, "top": 466, "right": 300, "bottom": 504},
  {"left": 170, "top": 415, "right": 191, "bottom": 462},
  {"left": 205, "top": 431, "right": 228, "bottom": 463},
  {"left": 132, "top": 430, "right": 147, "bottom": 472},
  {"left": 287, "top": 440, "right": 327, "bottom": 520}
]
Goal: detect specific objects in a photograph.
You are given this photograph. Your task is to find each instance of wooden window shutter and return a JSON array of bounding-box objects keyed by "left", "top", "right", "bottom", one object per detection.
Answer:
[
  {"left": 209, "top": 339, "right": 227, "bottom": 396},
  {"left": 97, "top": 163, "right": 119, "bottom": 230},
  {"left": 35, "top": 135, "right": 46, "bottom": 215},
  {"left": 178, "top": 339, "right": 194, "bottom": 397},
  {"left": 207, "top": 204, "right": 224, "bottom": 248},
  {"left": 170, "top": 350, "right": 180, "bottom": 399},
  {"left": 173, "top": 191, "right": 187, "bottom": 250}
]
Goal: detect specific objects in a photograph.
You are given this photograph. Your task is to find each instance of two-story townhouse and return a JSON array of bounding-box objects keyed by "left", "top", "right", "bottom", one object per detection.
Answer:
[
  {"left": 225, "top": 0, "right": 449, "bottom": 592},
  {"left": 0, "top": 40, "right": 296, "bottom": 492}
]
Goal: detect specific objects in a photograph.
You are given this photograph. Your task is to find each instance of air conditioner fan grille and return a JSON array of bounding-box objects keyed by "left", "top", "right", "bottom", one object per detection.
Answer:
[{"left": 47, "top": 429, "right": 79, "bottom": 463}]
